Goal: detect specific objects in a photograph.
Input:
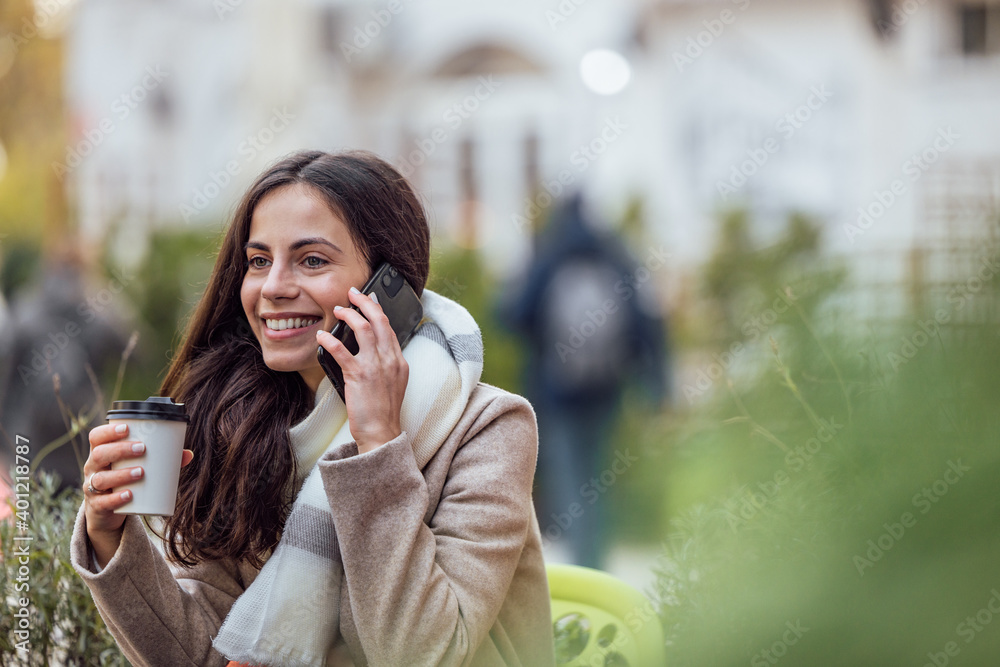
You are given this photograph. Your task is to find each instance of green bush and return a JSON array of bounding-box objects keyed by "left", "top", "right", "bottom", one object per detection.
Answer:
[
  {"left": 1, "top": 472, "right": 128, "bottom": 666},
  {"left": 651, "top": 215, "right": 1000, "bottom": 665}
]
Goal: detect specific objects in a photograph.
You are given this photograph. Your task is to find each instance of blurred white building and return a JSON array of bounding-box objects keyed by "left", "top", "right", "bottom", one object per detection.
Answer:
[{"left": 63, "top": 0, "right": 1000, "bottom": 315}]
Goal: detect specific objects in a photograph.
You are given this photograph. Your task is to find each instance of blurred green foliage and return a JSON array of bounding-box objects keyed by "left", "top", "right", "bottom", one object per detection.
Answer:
[
  {"left": 0, "top": 225, "right": 220, "bottom": 405},
  {"left": 1, "top": 472, "right": 128, "bottom": 666},
  {"left": 427, "top": 243, "right": 524, "bottom": 392},
  {"left": 702, "top": 210, "right": 846, "bottom": 350},
  {"left": 650, "top": 213, "right": 1000, "bottom": 665},
  {"left": 111, "top": 227, "right": 221, "bottom": 402},
  {"left": 0, "top": 239, "right": 41, "bottom": 300},
  {"left": 20, "top": 206, "right": 999, "bottom": 666}
]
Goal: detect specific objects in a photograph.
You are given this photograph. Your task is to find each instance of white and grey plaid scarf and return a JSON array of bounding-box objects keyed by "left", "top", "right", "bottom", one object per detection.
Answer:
[{"left": 212, "top": 288, "right": 484, "bottom": 666}]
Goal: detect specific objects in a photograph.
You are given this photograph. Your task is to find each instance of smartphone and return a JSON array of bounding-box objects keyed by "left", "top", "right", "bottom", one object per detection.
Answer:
[{"left": 317, "top": 262, "right": 424, "bottom": 402}]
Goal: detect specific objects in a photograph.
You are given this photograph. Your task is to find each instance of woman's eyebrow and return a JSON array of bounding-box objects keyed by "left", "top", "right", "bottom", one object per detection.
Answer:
[{"left": 244, "top": 238, "right": 343, "bottom": 254}]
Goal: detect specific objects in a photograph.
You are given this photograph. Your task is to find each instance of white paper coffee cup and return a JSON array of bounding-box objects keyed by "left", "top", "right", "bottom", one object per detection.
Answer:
[{"left": 108, "top": 396, "right": 189, "bottom": 516}]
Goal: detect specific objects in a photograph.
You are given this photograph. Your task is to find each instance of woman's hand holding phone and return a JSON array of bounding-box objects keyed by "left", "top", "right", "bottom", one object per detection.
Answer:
[
  {"left": 83, "top": 423, "right": 194, "bottom": 569},
  {"left": 316, "top": 286, "right": 409, "bottom": 454}
]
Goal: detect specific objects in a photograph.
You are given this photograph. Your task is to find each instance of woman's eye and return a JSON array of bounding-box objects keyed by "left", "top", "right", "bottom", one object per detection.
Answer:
[
  {"left": 304, "top": 256, "right": 327, "bottom": 268},
  {"left": 249, "top": 256, "right": 269, "bottom": 268}
]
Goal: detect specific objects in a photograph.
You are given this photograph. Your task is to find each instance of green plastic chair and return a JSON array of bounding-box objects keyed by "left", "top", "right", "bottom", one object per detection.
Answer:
[{"left": 546, "top": 563, "right": 667, "bottom": 666}]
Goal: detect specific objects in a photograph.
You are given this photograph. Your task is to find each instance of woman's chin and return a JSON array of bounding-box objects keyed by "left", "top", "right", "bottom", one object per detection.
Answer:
[
  {"left": 260, "top": 353, "right": 325, "bottom": 385},
  {"left": 261, "top": 354, "right": 314, "bottom": 375}
]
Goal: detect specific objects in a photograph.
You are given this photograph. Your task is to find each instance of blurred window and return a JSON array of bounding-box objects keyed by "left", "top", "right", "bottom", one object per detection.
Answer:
[
  {"left": 959, "top": 2, "right": 1000, "bottom": 55},
  {"left": 319, "top": 6, "right": 340, "bottom": 55},
  {"left": 524, "top": 132, "right": 539, "bottom": 200},
  {"left": 151, "top": 87, "right": 173, "bottom": 127},
  {"left": 460, "top": 137, "right": 476, "bottom": 203},
  {"left": 458, "top": 137, "right": 477, "bottom": 246},
  {"left": 432, "top": 45, "right": 544, "bottom": 78}
]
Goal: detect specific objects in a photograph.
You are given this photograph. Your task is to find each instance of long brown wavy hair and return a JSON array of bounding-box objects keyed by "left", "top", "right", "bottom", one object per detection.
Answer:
[{"left": 154, "top": 150, "right": 430, "bottom": 567}]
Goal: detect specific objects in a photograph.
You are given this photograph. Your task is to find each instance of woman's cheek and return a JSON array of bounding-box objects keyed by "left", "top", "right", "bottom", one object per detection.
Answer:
[{"left": 240, "top": 281, "right": 260, "bottom": 319}]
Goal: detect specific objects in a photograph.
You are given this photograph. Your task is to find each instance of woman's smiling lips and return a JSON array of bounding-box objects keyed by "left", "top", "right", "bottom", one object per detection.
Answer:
[{"left": 260, "top": 313, "right": 324, "bottom": 340}]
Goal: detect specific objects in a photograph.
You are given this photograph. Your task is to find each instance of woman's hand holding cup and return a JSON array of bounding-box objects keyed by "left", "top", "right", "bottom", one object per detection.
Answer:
[{"left": 83, "top": 423, "right": 194, "bottom": 568}]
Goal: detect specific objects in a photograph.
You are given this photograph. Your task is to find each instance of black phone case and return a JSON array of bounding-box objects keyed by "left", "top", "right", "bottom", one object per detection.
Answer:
[{"left": 316, "top": 262, "right": 424, "bottom": 402}]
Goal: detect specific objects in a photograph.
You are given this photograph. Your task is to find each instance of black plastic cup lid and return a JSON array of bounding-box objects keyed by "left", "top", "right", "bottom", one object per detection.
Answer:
[{"left": 107, "top": 396, "right": 189, "bottom": 422}]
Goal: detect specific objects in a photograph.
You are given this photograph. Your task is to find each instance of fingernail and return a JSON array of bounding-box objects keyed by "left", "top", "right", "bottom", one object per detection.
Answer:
[
  {"left": 131, "top": 467, "right": 143, "bottom": 478},
  {"left": 120, "top": 490, "right": 131, "bottom": 500},
  {"left": 334, "top": 305, "right": 343, "bottom": 311},
  {"left": 132, "top": 442, "right": 145, "bottom": 454},
  {"left": 349, "top": 286, "right": 360, "bottom": 295},
  {"left": 115, "top": 424, "right": 127, "bottom": 434},
  {"left": 370, "top": 292, "right": 379, "bottom": 304}
]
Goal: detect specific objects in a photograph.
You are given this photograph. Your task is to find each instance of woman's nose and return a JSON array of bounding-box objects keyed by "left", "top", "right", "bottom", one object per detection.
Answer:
[{"left": 260, "top": 262, "right": 298, "bottom": 301}]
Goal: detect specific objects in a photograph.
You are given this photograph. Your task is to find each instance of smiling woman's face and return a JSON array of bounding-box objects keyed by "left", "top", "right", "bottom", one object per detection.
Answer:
[{"left": 240, "top": 182, "right": 371, "bottom": 392}]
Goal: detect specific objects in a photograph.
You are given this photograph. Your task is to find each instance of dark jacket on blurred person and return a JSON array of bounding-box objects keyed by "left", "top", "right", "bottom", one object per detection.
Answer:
[
  {"left": 503, "top": 194, "right": 669, "bottom": 410},
  {"left": 0, "top": 261, "right": 128, "bottom": 489},
  {"left": 500, "top": 193, "right": 669, "bottom": 569}
]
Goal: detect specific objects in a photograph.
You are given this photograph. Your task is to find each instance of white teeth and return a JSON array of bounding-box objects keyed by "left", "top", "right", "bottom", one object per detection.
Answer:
[{"left": 265, "top": 317, "right": 319, "bottom": 331}]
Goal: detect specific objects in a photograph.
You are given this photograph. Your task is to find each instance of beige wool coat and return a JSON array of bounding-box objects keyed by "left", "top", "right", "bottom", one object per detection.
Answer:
[{"left": 70, "top": 382, "right": 557, "bottom": 666}]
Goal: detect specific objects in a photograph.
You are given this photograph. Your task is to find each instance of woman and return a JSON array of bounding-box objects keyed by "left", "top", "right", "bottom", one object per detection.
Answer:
[{"left": 70, "top": 150, "right": 556, "bottom": 666}]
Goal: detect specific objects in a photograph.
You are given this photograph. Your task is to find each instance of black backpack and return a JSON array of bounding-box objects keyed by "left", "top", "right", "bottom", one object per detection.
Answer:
[{"left": 537, "top": 255, "right": 631, "bottom": 394}]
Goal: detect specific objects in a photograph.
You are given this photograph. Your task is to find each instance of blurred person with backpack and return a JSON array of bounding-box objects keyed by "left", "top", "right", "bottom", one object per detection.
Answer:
[{"left": 502, "top": 193, "right": 669, "bottom": 569}]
